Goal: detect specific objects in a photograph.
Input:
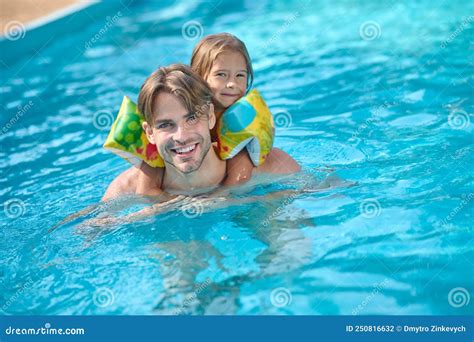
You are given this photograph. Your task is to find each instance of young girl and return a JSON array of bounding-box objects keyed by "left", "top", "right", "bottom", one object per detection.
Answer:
[
  {"left": 136, "top": 33, "right": 259, "bottom": 194},
  {"left": 191, "top": 33, "right": 255, "bottom": 185}
]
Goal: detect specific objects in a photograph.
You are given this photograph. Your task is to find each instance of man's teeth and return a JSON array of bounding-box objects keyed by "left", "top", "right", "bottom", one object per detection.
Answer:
[{"left": 174, "top": 144, "right": 196, "bottom": 154}]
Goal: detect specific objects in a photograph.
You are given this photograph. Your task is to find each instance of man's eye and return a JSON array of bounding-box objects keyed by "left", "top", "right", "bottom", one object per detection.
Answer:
[
  {"left": 187, "top": 114, "right": 198, "bottom": 124},
  {"left": 157, "top": 123, "right": 171, "bottom": 129}
]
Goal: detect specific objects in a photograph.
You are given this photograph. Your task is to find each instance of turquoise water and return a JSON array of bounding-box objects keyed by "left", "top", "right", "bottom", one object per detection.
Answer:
[{"left": 1, "top": 0, "right": 473, "bottom": 315}]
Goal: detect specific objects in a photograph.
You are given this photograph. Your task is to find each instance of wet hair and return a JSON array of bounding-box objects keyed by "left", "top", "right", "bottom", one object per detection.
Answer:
[
  {"left": 138, "top": 64, "right": 212, "bottom": 124},
  {"left": 190, "top": 33, "right": 253, "bottom": 90}
]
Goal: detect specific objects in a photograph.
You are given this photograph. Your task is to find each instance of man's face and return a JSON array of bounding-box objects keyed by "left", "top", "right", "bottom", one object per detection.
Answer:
[{"left": 143, "top": 92, "right": 215, "bottom": 174}]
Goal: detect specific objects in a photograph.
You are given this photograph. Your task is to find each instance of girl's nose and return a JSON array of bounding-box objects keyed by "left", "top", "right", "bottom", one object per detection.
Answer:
[{"left": 226, "top": 80, "right": 235, "bottom": 88}]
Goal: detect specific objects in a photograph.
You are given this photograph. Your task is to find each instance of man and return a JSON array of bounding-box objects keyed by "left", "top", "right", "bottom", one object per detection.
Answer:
[{"left": 102, "top": 64, "right": 300, "bottom": 201}]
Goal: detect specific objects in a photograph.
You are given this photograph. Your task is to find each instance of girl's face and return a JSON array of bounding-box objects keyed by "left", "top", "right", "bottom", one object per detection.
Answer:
[{"left": 206, "top": 51, "right": 248, "bottom": 110}]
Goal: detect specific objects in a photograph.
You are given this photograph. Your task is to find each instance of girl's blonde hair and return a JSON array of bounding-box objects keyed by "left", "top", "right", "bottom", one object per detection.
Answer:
[{"left": 190, "top": 33, "right": 253, "bottom": 91}]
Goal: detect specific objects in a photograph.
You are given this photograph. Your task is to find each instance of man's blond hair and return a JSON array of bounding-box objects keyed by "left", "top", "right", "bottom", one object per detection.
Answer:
[{"left": 138, "top": 64, "right": 212, "bottom": 124}]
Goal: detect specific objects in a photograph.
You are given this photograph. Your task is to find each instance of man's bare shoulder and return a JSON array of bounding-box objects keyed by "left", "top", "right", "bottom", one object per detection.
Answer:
[
  {"left": 135, "top": 162, "right": 164, "bottom": 196},
  {"left": 102, "top": 163, "right": 164, "bottom": 201},
  {"left": 256, "top": 148, "right": 301, "bottom": 174},
  {"left": 101, "top": 166, "right": 140, "bottom": 201}
]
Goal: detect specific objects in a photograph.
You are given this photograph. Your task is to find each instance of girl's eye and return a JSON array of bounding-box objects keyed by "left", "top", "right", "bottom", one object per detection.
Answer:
[
  {"left": 216, "top": 72, "right": 226, "bottom": 77},
  {"left": 237, "top": 73, "right": 246, "bottom": 78}
]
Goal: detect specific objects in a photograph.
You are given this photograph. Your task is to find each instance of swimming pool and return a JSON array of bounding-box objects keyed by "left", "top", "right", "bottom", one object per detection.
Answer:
[{"left": 1, "top": 0, "right": 473, "bottom": 315}]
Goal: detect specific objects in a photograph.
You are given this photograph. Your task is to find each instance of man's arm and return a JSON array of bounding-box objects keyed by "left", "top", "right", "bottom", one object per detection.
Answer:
[
  {"left": 135, "top": 162, "right": 165, "bottom": 196},
  {"left": 256, "top": 147, "right": 301, "bottom": 174},
  {"left": 102, "top": 162, "right": 165, "bottom": 201},
  {"left": 224, "top": 149, "right": 254, "bottom": 186},
  {"left": 101, "top": 167, "right": 138, "bottom": 201}
]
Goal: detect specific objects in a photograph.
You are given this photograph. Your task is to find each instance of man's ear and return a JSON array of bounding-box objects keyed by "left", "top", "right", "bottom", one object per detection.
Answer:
[
  {"left": 208, "top": 103, "right": 216, "bottom": 130},
  {"left": 142, "top": 121, "right": 156, "bottom": 144}
]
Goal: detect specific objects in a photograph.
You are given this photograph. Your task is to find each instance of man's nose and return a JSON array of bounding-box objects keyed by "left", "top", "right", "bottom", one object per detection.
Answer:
[{"left": 173, "top": 123, "right": 190, "bottom": 143}]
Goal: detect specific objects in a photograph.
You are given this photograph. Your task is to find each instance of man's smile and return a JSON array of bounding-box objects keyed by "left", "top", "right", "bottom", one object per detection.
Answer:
[{"left": 170, "top": 143, "right": 199, "bottom": 158}]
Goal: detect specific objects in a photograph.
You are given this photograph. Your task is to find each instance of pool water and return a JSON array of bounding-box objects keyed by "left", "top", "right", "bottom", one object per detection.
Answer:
[{"left": 1, "top": 0, "right": 473, "bottom": 315}]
